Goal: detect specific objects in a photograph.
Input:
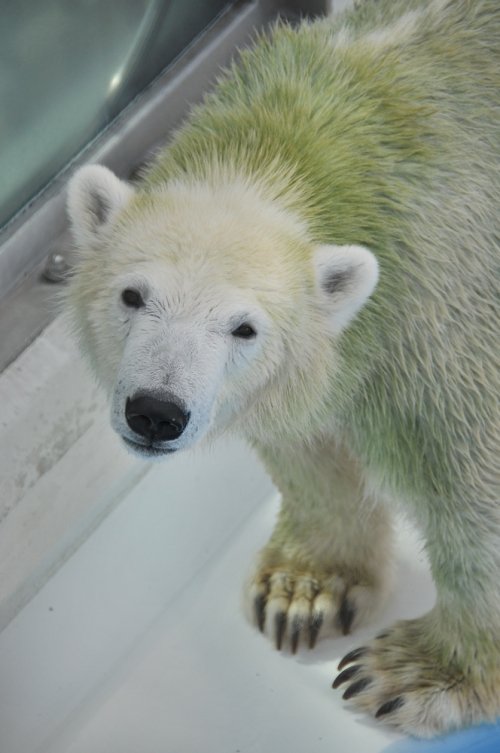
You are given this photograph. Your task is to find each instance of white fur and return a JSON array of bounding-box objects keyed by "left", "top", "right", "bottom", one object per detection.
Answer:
[
  {"left": 107, "top": 264, "right": 272, "bottom": 456},
  {"left": 363, "top": 10, "right": 424, "bottom": 48},
  {"left": 65, "top": 169, "right": 380, "bottom": 457},
  {"left": 313, "top": 244, "right": 379, "bottom": 333},
  {"left": 67, "top": 165, "right": 134, "bottom": 247}
]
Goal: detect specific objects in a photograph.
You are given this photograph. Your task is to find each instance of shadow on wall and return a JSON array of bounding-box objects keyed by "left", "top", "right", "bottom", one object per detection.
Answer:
[{"left": 384, "top": 722, "right": 500, "bottom": 753}]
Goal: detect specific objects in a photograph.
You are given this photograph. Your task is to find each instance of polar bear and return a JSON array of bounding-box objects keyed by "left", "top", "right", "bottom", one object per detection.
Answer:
[{"left": 65, "top": 0, "right": 499, "bottom": 738}]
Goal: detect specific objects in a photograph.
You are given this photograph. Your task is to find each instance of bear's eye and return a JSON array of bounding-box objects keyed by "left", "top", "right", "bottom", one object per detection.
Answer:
[
  {"left": 121, "top": 288, "right": 144, "bottom": 308},
  {"left": 232, "top": 323, "right": 256, "bottom": 339}
]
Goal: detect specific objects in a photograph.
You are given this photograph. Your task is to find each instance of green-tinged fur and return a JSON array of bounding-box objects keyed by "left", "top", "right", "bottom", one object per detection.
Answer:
[
  {"left": 145, "top": 1, "right": 498, "bottom": 562},
  {"left": 147, "top": 0, "right": 498, "bottom": 729},
  {"left": 67, "top": 0, "right": 500, "bottom": 736}
]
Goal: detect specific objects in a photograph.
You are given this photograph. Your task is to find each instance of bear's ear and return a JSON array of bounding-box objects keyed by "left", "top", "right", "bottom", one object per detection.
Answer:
[
  {"left": 66, "top": 164, "right": 134, "bottom": 247},
  {"left": 313, "top": 244, "right": 379, "bottom": 332}
]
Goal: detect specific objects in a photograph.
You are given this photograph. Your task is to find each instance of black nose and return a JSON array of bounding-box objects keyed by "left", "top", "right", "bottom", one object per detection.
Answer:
[{"left": 125, "top": 394, "right": 190, "bottom": 442}]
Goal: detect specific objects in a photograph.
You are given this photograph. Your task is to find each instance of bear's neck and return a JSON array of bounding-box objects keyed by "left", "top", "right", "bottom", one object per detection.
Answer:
[{"left": 143, "top": 18, "right": 440, "bottom": 253}]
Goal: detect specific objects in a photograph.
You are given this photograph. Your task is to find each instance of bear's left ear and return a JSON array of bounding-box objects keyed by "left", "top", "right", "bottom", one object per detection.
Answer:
[
  {"left": 66, "top": 164, "right": 135, "bottom": 247},
  {"left": 313, "top": 244, "right": 379, "bottom": 332}
]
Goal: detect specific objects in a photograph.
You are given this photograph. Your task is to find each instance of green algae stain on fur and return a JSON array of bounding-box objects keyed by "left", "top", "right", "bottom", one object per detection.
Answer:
[{"left": 66, "top": 0, "right": 500, "bottom": 738}]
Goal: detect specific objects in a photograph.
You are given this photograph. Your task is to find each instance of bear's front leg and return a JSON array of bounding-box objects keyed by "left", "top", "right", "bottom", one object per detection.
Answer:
[
  {"left": 334, "top": 507, "right": 500, "bottom": 736},
  {"left": 247, "top": 439, "right": 393, "bottom": 652}
]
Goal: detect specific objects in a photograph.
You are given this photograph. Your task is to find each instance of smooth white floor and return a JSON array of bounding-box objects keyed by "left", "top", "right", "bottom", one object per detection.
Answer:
[{"left": 0, "top": 435, "right": 438, "bottom": 753}]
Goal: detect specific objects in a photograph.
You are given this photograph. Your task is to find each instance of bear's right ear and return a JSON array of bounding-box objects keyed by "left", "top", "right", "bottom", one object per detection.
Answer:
[{"left": 66, "top": 165, "right": 134, "bottom": 247}]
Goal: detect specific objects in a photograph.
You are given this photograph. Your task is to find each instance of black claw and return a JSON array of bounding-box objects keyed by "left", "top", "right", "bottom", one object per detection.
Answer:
[
  {"left": 308, "top": 614, "right": 323, "bottom": 649},
  {"left": 342, "top": 677, "right": 372, "bottom": 700},
  {"left": 338, "top": 597, "right": 356, "bottom": 635},
  {"left": 275, "top": 611, "right": 287, "bottom": 651},
  {"left": 376, "top": 697, "right": 405, "bottom": 718},
  {"left": 255, "top": 594, "right": 266, "bottom": 633},
  {"left": 332, "top": 664, "right": 361, "bottom": 689},
  {"left": 291, "top": 618, "right": 302, "bottom": 654},
  {"left": 338, "top": 646, "right": 367, "bottom": 671}
]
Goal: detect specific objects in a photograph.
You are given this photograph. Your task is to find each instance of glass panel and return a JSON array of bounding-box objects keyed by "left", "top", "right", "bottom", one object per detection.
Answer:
[{"left": 0, "top": 0, "right": 232, "bottom": 229}]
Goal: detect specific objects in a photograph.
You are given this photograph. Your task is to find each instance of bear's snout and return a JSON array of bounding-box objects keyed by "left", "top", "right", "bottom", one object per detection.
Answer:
[{"left": 125, "top": 393, "right": 190, "bottom": 443}]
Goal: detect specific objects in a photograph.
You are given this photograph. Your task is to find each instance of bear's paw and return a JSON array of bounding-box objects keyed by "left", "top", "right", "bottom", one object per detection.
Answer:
[
  {"left": 334, "top": 615, "right": 500, "bottom": 737},
  {"left": 246, "top": 565, "right": 381, "bottom": 654}
]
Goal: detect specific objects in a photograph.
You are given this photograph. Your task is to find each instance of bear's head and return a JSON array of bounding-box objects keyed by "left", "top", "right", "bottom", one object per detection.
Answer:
[{"left": 66, "top": 165, "right": 378, "bottom": 457}]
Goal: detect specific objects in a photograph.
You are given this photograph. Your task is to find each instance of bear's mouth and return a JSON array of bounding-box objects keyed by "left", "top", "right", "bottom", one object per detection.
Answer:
[{"left": 121, "top": 436, "right": 178, "bottom": 458}]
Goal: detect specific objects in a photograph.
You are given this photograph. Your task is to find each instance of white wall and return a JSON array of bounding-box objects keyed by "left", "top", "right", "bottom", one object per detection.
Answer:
[{"left": 0, "top": 318, "right": 145, "bottom": 630}]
